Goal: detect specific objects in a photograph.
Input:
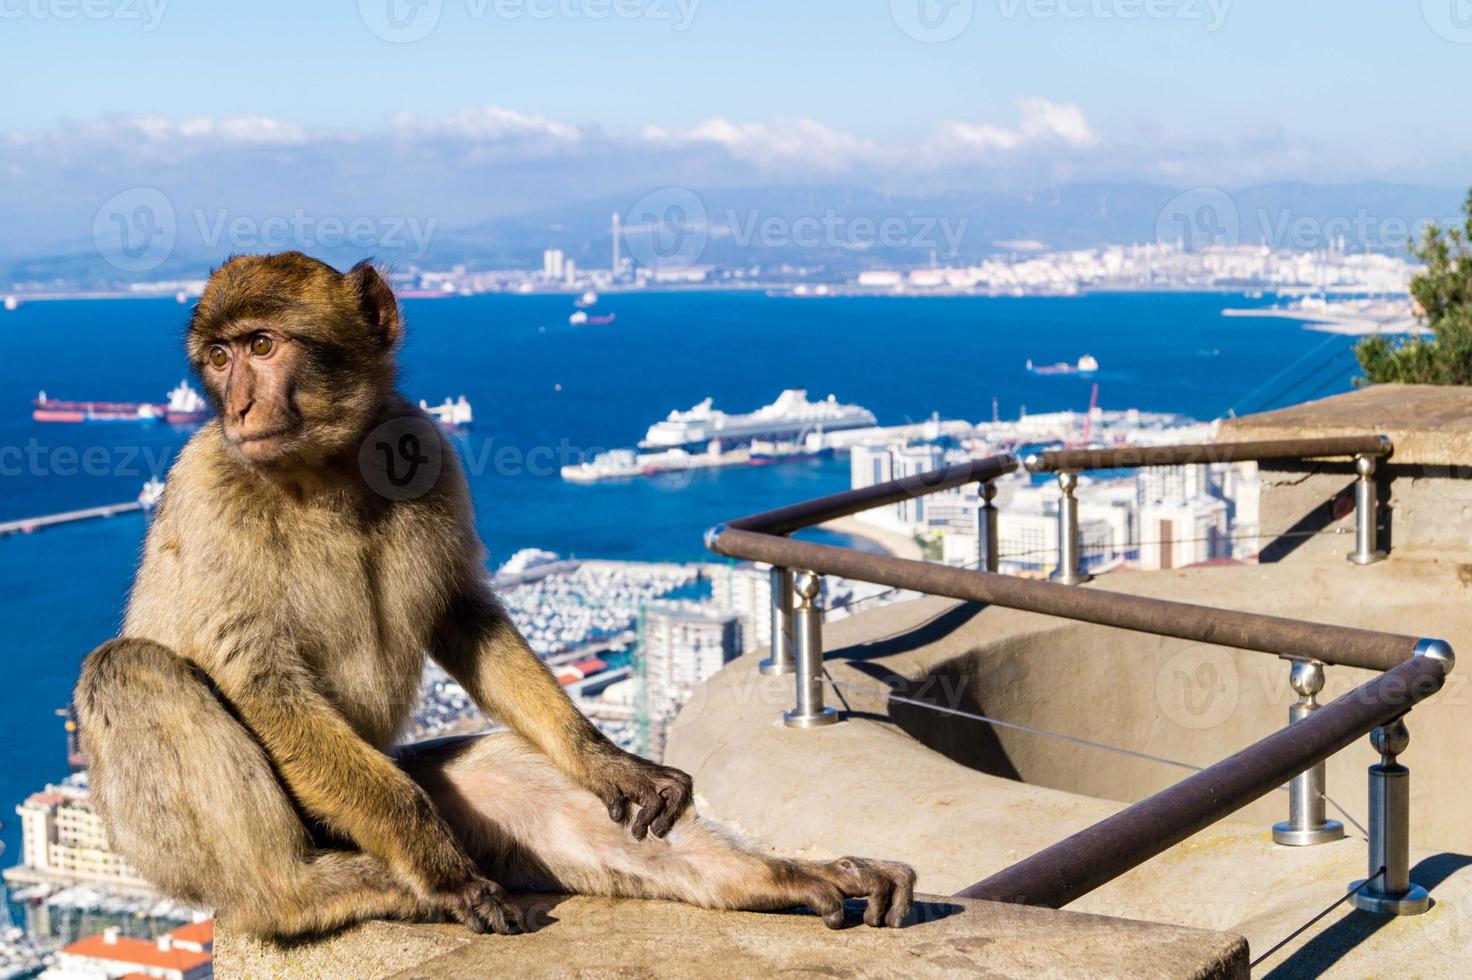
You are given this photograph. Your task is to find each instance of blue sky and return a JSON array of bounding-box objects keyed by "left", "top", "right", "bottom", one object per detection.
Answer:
[
  {"left": 2, "top": 1, "right": 1471, "bottom": 259},
  {"left": 5, "top": 1, "right": 1467, "bottom": 161}
]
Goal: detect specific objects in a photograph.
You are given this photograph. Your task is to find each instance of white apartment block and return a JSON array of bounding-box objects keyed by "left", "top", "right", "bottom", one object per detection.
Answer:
[
  {"left": 710, "top": 563, "right": 771, "bottom": 654},
  {"left": 1137, "top": 496, "right": 1231, "bottom": 570},
  {"left": 850, "top": 442, "right": 947, "bottom": 532},
  {"left": 541, "top": 248, "right": 565, "bottom": 281},
  {"left": 637, "top": 601, "right": 741, "bottom": 756},
  {"left": 8, "top": 776, "right": 150, "bottom": 892}
]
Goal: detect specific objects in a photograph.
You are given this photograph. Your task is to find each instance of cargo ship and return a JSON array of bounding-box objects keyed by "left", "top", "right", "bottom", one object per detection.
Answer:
[
  {"left": 641, "top": 389, "right": 876, "bottom": 449},
  {"left": 1026, "top": 354, "right": 1099, "bottom": 377},
  {"left": 420, "top": 395, "right": 474, "bottom": 431},
  {"left": 32, "top": 380, "right": 209, "bottom": 425},
  {"left": 163, "top": 379, "right": 209, "bottom": 424}
]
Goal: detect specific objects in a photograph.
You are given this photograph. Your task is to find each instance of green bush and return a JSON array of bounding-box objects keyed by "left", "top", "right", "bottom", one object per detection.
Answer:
[{"left": 1355, "top": 189, "right": 1472, "bottom": 385}]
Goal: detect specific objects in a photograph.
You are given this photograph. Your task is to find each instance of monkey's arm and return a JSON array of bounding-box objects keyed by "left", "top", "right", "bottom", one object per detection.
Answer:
[
  {"left": 433, "top": 588, "right": 693, "bottom": 840},
  {"left": 228, "top": 656, "right": 518, "bottom": 932}
]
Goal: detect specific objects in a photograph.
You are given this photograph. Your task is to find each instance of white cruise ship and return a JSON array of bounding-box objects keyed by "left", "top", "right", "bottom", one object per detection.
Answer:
[{"left": 640, "top": 389, "right": 876, "bottom": 449}]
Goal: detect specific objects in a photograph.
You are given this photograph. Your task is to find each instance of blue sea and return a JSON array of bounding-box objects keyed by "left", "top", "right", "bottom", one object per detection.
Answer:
[{"left": 0, "top": 289, "right": 1363, "bottom": 871}]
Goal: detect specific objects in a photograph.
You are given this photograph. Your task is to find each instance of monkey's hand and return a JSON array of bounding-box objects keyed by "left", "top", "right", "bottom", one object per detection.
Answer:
[
  {"left": 589, "top": 748, "right": 694, "bottom": 841},
  {"left": 431, "top": 872, "right": 523, "bottom": 936}
]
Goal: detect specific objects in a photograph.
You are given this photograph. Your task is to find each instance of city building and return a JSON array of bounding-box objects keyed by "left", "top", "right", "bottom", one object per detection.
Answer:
[
  {"left": 6, "top": 775, "right": 150, "bottom": 893},
  {"left": 541, "top": 248, "right": 565, "bottom": 282},
  {"left": 850, "top": 443, "right": 946, "bottom": 532},
  {"left": 636, "top": 601, "right": 741, "bottom": 758},
  {"left": 46, "top": 922, "right": 212, "bottom": 980},
  {"left": 710, "top": 563, "right": 772, "bottom": 654},
  {"left": 1137, "top": 496, "right": 1231, "bottom": 570}
]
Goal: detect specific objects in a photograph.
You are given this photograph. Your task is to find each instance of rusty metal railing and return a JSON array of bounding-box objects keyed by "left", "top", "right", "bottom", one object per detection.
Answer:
[{"left": 704, "top": 437, "right": 1451, "bottom": 916}]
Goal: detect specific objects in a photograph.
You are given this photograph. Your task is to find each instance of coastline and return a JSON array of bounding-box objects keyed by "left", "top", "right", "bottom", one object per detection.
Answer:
[{"left": 818, "top": 516, "right": 923, "bottom": 561}]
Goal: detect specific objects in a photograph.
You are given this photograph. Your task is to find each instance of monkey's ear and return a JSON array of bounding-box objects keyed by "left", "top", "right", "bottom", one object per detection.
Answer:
[{"left": 346, "top": 261, "right": 402, "bottom": 347}]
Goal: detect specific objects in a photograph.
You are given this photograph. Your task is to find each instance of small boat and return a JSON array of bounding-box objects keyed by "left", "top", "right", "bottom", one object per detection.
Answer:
[
  {"left": 1026, "top": 354, "right": 1098, "bottom": 377},
  {"left": 575, "top": 290, "right": 598, "bottom": 308},
  {"left": 420, "top": 395, "right": 474, "bottom": 430},
  {"left": 139, "top": 478, "right": 166, "bottom": 512},
  {"left": 569, "top": 311, "right": 616, "bottom": 326},
  {"left": 3, "top": 296, "right": 18, "bottom": 311}
]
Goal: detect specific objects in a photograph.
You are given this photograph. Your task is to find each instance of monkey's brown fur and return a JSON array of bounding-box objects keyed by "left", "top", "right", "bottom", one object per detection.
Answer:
[{"left": 74, "top": 252, "right": 914, "bottom": 939}]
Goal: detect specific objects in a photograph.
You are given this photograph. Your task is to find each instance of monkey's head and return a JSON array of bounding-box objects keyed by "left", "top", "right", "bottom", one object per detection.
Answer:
[{"left": 188, "top": 252, "right": 401, "bottom": 470}]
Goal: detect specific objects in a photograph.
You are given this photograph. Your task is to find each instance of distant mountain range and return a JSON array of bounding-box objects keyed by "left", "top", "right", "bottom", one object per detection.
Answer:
[{"left": 4, "top": 181, "right": 1464, "bottom": 289}]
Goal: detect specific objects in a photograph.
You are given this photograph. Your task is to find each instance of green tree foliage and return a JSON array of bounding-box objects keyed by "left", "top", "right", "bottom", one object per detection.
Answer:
[{"left": 1356, "top": 189, "right": 1472, "bottom": 385}]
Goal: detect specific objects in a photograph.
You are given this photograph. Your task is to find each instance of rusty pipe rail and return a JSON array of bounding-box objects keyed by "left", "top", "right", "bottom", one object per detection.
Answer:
[
  {"left": 727, "top": 454, "right": 1018, "bottom": 537},
  {"left": 958, "top": 654, "right": 1447, "bottom": 907},
  {"left": 1024, "top": 434, "right": 1390, "bottom": 473},
  {"left": 705, "top": 439, "right": 1446, "bottom": 914},
  {"left": 706, "top": 527, "right": 1421, "bottom": 672}
]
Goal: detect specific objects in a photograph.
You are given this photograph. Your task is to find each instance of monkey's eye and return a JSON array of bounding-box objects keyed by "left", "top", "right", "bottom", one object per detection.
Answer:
[
  {"left": 207, "top": 346, "right": 228, "bottom": 369},
  {"left": 250, "top": 335, "right": 274, "bottom": 357}
]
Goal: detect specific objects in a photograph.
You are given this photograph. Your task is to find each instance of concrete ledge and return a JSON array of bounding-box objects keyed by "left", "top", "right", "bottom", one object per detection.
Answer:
[
  {"left": 216, "top": 893, "right": 1247, "bottom": 979},
  {"left": 1220, "top": 383, "right": 1472, "bottom": 466}
]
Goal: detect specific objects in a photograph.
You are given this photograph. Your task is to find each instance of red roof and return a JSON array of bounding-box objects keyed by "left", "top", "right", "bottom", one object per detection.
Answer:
[
  {"left": 573, "top": 658, "right": 608, "bottom": 675},
  {"left": 169, "top": 920, "right": 214, "bottom": 947},
  {"left": 63, "top": 934, "right": 212, "bottom": 972},
  {"left": 25, "top": 792, "right": 66, "bottom": 807}
]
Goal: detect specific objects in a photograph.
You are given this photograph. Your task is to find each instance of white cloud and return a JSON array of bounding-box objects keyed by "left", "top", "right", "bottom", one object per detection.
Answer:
[
  {"left": 926, "top": 98, "right": 1100, "bottom": 164},
  {"left": 387, "top": 106, "right": 580, "bottom": 144},
  {"left": 641, "top": 116, "right": 878, "bottom": 172}
]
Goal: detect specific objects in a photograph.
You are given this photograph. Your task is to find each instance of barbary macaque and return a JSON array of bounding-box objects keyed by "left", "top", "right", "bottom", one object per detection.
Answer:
[{"left": 75, "top": 252, "right": 914, "bottom": 938}]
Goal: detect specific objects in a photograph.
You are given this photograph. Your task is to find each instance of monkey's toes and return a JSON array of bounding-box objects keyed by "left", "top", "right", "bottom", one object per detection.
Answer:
[{"left": 831, "top": 857, "right": 916, "bottom": 928}]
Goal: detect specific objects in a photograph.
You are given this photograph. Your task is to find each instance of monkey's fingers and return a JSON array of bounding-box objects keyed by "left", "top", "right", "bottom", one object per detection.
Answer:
[
  {"left": 475, "top": 895, "right": 522, "bottom": 936},
  {"left": 629, "top": 791, "right": 661, "bottom": 841},
  {"left": 604, "top": 792, "right": 630, "bottom": 825},
  {"left": 649, "top": 782, "right": 690, "bottom": 839}
]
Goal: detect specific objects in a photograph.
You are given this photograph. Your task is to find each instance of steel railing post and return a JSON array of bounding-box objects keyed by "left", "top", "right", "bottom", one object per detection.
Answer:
[
  {"left": 1053, "top": 470, "right": 1091, "bottom": 584},
  {"left": 977, "top": 480, "right": 999, "bottom": 572},
  {"left": 1272, "top": 660, "right": 1344, "bottom": 845},
  {"left": 1348, "top": 453, "right": 1386, "bottom": 565},
  {"left": 783, "top": 570, "right": 838, "bottom": 729},
  {"left": 1350, "top": 718, "right": 1430, "bottom": 914},
  {"left": 760, "top": 565, "right": 795, "bottom": 676}
]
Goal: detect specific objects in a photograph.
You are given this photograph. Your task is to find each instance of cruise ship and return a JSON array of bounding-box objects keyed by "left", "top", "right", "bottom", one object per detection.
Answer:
[{"left": 640, "top": 389, "right": 877, "bottom": 449}]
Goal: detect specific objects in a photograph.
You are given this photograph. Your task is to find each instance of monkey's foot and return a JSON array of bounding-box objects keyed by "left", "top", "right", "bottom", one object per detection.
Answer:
[{"left": 807, "top": 857, "right": 916, "bottom": 929}]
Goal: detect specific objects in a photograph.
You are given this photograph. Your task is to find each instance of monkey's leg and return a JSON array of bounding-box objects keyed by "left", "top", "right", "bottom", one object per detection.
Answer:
[
  {"left": 75, "top": 638, "right": 428, "bottom": 938},
  {"left": 399, "top": 733, "right": 914, "bottom": 928}
]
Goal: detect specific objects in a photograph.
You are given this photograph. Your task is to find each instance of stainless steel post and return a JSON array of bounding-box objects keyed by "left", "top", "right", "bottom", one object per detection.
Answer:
[
  {"left": 760, "top": 565, "right": 795, "bottom": 676},
  {"left": 1348, "top": 454, "right": 1386, "bottom": 565},
  {"left": 977, "top": 480, "right": 1000, "bottom": 573},
  {"left": 1272, "top": 660, "right": 1344, "bottom": 845},
  {"left": 784, "top": 570, "right": 838, "bottom": 729},
  {"left": 1350, "top": 718, "right": 1430, "bottom": 914},
  {"left": 1052, "top": 470, "right": 1091, "bottom": 584}
]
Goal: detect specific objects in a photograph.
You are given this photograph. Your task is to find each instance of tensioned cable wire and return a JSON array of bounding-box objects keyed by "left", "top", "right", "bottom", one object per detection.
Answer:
[
  {"left": 1222, "top": 331, "right": 1346, "bottom": 418},
  {"left": 1249, "top": 868, "right": 1387, "bottom": 970},
  {"left": 820, "top": 672, "right": 1368, "bottom": 838}
]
